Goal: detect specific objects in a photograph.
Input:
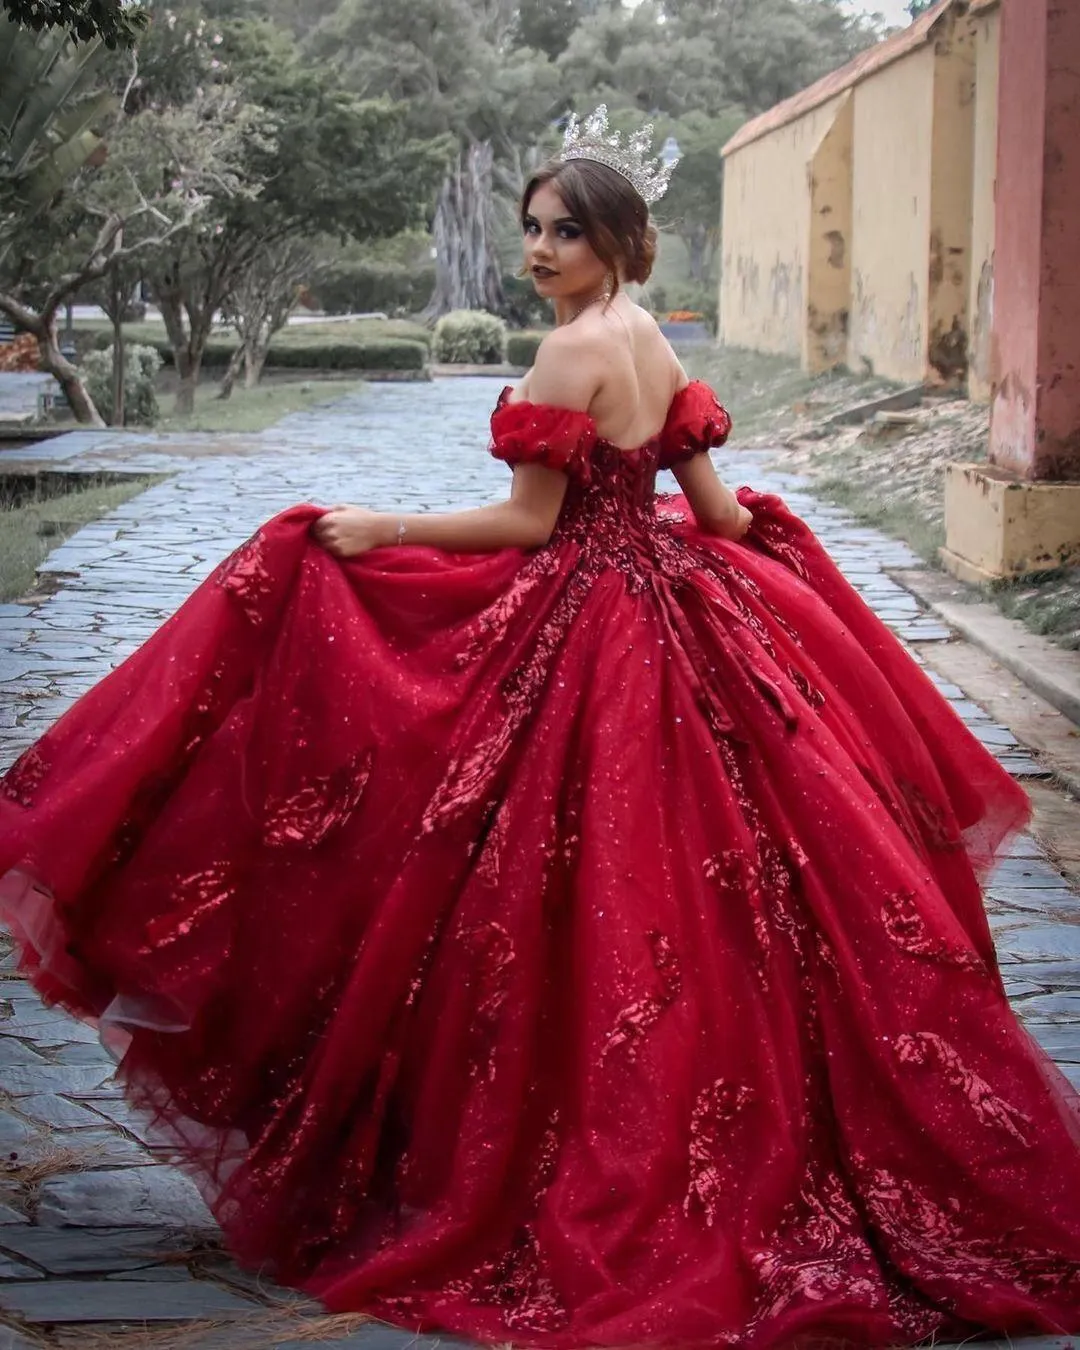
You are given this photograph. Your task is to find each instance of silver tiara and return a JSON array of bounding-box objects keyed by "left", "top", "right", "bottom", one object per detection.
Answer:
[{"left": 561, "top": 105, "right": 677, "bottom": 206}]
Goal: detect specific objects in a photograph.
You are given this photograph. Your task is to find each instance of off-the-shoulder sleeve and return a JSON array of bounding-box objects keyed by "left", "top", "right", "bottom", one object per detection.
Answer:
[
  {"left": 489, "top": 396, "right": 597, "bottom": 482},
  {"left": 658, "top": 380, "right": 732, "bottom": 470}
]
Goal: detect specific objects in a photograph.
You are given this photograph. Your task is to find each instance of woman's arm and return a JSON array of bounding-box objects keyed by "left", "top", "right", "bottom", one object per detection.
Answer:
[
  {"left": 671, "top": 453, "right": 753, "bottom": 540},
  {"left": 313, "top": 465, "right": 571, "bottom": 556},
  {"left": 313, "top": 329, "right": 602, "bottom": 558}
]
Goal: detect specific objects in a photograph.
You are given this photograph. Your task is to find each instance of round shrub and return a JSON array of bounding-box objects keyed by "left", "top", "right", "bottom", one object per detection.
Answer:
[
  {"left": 506, "top": 331, "right": 545, "bottom": 369},
  {"left": 81, "top": 343, "right": 162, "bottom": 426},
  {"left": 432, "top": 310, "right": 507, "bottom": 365}
]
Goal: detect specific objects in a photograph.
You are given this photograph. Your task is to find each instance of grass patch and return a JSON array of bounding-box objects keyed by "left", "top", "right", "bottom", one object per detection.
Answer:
[
  {"left": 992, "top": 568, "right": 1080, "bottom": 649},
  {"left": 681, "top": 344, "right": 899, "bottom": 442},
  {"left": 0, "top": 472, "right": 154, "bottom": 601},
  {"left": 155, "top": 377, "right": 365, "bottom": 434}
]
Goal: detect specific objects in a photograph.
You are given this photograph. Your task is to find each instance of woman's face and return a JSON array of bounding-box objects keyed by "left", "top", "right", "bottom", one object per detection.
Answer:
[{"left": 523, "top": 181, "right": 610, "bottom": 304}]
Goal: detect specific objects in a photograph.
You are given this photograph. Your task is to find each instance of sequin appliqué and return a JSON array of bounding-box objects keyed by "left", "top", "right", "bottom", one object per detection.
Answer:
[
  {"left": 684, "top": 1078, "right": 753, "bottom": 1225},
  {"left": 894, "top": 1031, "right": 1031, "bottom": 1144},
  {"left": 1, "top": 745, "right": 49, "bottom": 807},
  {"left": 881, "top": 888, "right": 987, "bottom": 974},
  {"left": 263, "top": 747, "right": 374, "bottom": 847},
  {"left": 602, "top": 930, "right": 682, "bottom": 1062}
]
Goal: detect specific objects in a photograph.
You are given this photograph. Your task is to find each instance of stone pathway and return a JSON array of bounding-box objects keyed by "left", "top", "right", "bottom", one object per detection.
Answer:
[{"left": 0, "top": 377, "right": 1078, "bottom": 1348}]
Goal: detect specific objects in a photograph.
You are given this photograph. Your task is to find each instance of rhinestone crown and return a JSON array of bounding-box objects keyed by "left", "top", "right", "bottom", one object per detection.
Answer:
[{"left": 561, "top": 105, "right": 677, "bottom": 206}]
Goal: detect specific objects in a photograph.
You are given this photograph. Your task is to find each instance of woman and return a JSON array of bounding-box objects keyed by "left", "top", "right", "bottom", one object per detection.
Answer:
[{"left": 1, "top": 108, "right": 1079, "bottom": 1348}]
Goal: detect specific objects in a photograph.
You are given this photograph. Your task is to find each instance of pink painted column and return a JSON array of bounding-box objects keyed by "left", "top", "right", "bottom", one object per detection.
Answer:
[{"left": 989, "top": 0, "right": 1080, "bottom": 481}]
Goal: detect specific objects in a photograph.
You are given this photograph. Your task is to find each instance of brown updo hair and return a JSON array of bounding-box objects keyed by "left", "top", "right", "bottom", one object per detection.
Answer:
[{"left": 520, "top": 157, "right": 658, "bottom": 298}]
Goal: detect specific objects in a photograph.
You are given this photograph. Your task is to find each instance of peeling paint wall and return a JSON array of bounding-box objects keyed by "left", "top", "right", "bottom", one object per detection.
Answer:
[
  {"left": 720, "top": 4, "right": 997, "bottom": 390},
  {"left": 804, "top": 94, "right": 853, "bottom": 374},
  {"left": 719, "top": 96, "right": 846, "bottom": 357},
  {"left": 968, "top": 5, "right": 1000, "bottom": 402},
  {"left": 926, "top": 18, "right": 976, "bottom": 387},
  {"left": 848, "top": 46, "right": 935, "bottom": 382}
]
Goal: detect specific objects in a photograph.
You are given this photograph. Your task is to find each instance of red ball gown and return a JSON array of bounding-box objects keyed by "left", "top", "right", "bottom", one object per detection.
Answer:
[{"left": 2, "top": 381, "right": 1079, "bottom": 1347}]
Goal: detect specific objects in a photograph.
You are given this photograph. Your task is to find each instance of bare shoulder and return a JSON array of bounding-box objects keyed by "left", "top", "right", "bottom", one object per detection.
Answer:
[{"left": 527, "top": 324, "right": 604, "bottom": 410}]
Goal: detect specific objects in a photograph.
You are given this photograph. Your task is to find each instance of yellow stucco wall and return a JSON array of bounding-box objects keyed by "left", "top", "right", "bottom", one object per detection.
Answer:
[
  {"left": 926, "top": 15, "right": 977, "bottom": 385},
  {"left": 804, "top": 94, "right": 854, "bottom": 373},
  {"left": 968, "top": 5, "right": 1000, "bottom": 402},
  {"left": 848, "top": 46, "right": 936, "bottom": 382},
  {"left": 719, "top": 95, "right": 847, "bottom": 358},
  {"left": 720, "top": 2, "right": 997, "bottom": 389}
]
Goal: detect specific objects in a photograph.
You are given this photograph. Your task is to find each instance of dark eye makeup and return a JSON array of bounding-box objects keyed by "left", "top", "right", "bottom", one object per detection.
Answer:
[{"left": 523, "top": 215, "right": 583, "bottom": 239}]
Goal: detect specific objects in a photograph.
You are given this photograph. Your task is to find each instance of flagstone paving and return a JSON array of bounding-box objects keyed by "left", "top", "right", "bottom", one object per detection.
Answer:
[{"left": 0, "top": 376, "right": 1078, "bottom": 1347}]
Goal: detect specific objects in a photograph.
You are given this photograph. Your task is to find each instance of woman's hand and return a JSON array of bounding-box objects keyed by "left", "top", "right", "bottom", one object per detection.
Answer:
[
  {"left": 726, "top": 504, "right": 754, "bottom": 541},
  {"left": 312, "top": 506, "right": 393, "bottom": 557}
]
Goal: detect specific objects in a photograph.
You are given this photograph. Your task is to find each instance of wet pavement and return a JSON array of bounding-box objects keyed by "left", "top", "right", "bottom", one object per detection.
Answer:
[{"left": 0, "top": 376, "right": 1078, "bottom": 1347}]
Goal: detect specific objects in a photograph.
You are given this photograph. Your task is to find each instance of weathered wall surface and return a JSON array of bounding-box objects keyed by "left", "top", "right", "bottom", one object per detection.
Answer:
[
  {"left": 989, "top": 0, "right": 1080, "bottom": 480},
  {"left": 720, "top": 0, "right": 1000, "bottom": 392},
  {"left": 804, "top": 94, "right": 853, "bottom": 374},
  {"left": 719, "top": 95, "right": 847, "bottom": 358},
  {"left": 847, "top": 46, "right": 935, "bottom": 382},
  {"left": 926, "top": 18, "right": 976, "bottom": 386},
  {"left": 968, "top": 4, "right": 1000, "bottom": 402}
]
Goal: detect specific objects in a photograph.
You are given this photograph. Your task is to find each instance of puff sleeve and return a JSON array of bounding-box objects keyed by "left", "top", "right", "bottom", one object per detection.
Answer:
[
  {"left": 658, "top": 381, "right": 733, "bottom": 470},
  {"left": 489, "top": 393, "right": 598, "bottom": 483}
]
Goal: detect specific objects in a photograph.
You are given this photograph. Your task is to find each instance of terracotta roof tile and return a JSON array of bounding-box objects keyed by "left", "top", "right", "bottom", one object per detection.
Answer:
[{"left": 722, "top": 0, "right": 958, "bottom": 157}]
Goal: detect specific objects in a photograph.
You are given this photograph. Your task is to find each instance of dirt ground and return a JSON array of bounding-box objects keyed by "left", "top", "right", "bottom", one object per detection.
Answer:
[{"left": 683, "top": 344, "right": 1080, "bottom": 652}]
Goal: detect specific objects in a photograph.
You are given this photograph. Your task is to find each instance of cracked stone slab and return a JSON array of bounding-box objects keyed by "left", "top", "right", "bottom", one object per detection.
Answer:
[
  {"left": 998, "top": 924, "right": 1080, "bottom": 963},
  {"left": 13, "top": 1094, "right": 110, "bottom": 1130},
  {"left": 1, "top": 1064, "right": 114, "bottom": 1097},
  {"left": 0, "top": 1112, "right": 41, "bottom": 1150},
  {"left": 0, "top": 1041, "right": 49, "bottom": 1068},
  {"left": 36, "top": 1166, "right": 215, "bottom": 1228},
  {"left": 0, "top": 1277, "right": 259, "bottom": 1321},
  {"left": 0, "top": 1225, "right": 213, "bottom": 1275},
  {"left": 274, "top": 1329, "right": 476, "bottom": 1350}
]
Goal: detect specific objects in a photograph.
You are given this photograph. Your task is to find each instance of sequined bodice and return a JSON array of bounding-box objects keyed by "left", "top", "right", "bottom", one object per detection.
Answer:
[{"left": 489, "top": 381, "right": 733, "bottom": 588}]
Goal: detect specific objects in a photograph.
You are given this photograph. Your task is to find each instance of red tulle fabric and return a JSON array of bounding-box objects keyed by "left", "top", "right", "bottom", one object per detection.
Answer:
[{"left": 2, "top": 380, "right": 1079, "bottom": 1349}]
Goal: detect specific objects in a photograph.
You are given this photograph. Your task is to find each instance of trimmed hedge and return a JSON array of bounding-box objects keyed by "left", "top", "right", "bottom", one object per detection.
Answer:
[
  {"left": 506, "top": 330, "right": 545, "bottom": 368},
  {"left": 314, "top": 261, "right": 437, "bottom": 317},
  {"left": 114, "top": 335, "right": 428, "bottom": 373}
]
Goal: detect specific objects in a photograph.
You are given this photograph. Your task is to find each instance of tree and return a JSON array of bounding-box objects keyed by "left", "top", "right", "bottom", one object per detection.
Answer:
[
  {"left": 907, "top": 0, "right": 934, "bottom": 16},
  {"left": 182, "top": 17, "right": 450, "bottom": 404},
  {"left": 655, "top": 108, "right": 744, "bottom": 284},
  {"left": 2, "top": 0, "right": 148, "bottom": 47},
  {"left": 0, "top": 17, "right": 118, "bottom": 419},
  {"left": 0, "top": 17, "right": 263, "bottom": 424},
  {"left": 306, "top": 0, "right": 560, "bottom": 317},
  {"left": 217, "top": 236, "right": 315, "bottom": 396}
]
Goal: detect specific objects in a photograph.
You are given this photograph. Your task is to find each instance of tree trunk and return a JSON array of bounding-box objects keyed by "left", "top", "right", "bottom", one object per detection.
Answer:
[
  {"left": 111, "top": 309, "right": 126, "bottom": 426},
  {"left": 37, "top": 314, "right": 104, "bottom": 427},
  {"left": 426, "top": 141, "right": 505, "bottom": 320},
  {"left": 218, "top": 345, "right": 244, "bottom": 400},
  {"left": 244, "top": 334, "right": 269, "bottom": 388},
  {"left": 158, "top": 292, "right": 210, "bottom": 417},
  {"left": 174, "top": 353, "right": 201, "bottom": 416}
]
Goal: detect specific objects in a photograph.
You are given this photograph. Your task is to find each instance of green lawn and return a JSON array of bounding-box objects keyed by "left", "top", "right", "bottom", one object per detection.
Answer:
[
  {"left": 0, "top": 474, "right": 155, "bottom": 601},
  {"left": 156, "top": 377, "right": 366, "bottom": 433}
]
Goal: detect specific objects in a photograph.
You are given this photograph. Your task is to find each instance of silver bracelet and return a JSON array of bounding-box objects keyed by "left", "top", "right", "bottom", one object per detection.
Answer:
[{"left": 395, "top": 518, "right": 406, "bottom": 546}]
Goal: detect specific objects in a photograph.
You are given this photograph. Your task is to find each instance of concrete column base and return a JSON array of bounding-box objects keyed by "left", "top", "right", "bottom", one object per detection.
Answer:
[{"left": 941, "top": 462, "right": 1080, "bottom": 583}]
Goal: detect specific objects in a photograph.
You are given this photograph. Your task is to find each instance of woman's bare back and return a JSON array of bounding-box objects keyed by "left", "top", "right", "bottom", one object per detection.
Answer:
[{"left": 520, "top": 296, "right": 684, "bottom": 449}]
